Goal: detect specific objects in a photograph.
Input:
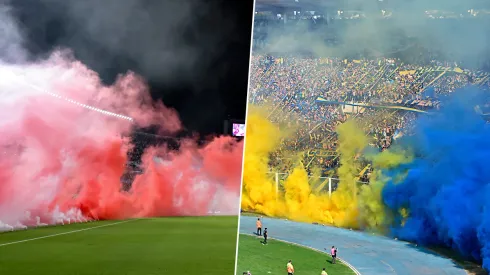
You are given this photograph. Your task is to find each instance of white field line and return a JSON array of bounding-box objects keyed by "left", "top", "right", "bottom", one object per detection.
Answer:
[
  {"left": 241, "top": 233, "right": 362, "bottom": 275},
  {"left": 0, "top": 219, "right": 137, "bottom": 247}
]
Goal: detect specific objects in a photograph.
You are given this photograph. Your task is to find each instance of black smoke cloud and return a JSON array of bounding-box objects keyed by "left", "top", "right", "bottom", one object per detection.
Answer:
[
  {"left": 4, "top": 0, "right": 252, "bottom": 134},
  {"left": 8, "top": 0, "right": 240, "bottom": 86}
]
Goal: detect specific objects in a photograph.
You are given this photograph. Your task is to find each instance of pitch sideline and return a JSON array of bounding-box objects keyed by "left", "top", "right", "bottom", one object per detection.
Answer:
[
  {"left": 241, "top": 233, "right": 361, "bottom": 275},
  {"left": 0, "top": 219, "right": 139, "bottom": 247}
]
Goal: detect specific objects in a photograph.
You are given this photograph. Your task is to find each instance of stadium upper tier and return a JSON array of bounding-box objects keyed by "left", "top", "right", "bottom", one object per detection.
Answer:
[
  {"left": 255, "top": 0, "right": 337, "bottom": 11},
  {"left": 255, "top": 0, "right": 490, "bottom": 21},
  {"left": 255, "top": 0, "right": 490, "bottom": 13}
]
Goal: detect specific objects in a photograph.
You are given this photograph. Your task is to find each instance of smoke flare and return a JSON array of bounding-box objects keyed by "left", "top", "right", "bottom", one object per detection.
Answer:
[
  {"left": 242, "top": 87, "right": 490, "bottom": 269},
  {"left": 0, "top": 51, "right": 243, "bottom": 231}
]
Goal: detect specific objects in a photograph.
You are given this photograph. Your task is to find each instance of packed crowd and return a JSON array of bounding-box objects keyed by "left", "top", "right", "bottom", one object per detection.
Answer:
[
  {"left": 249, "top": 55, "right": 490, "bottom": 177},
  {"left": 121, "top": 132, "right": 179, "bottom": 187}
]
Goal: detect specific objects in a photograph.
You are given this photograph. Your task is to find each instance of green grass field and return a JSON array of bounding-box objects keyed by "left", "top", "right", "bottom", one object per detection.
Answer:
[
  {"left": 236, "top": 234, "right": 355, "bottom": 275},
  {"left": 0, "top": 216, "right": 238, "bottom": 275}
]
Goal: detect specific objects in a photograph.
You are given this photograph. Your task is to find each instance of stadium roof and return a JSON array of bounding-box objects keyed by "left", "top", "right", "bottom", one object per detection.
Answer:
[
  {"left": 255, "top": 0, "right": 490, "bottom": 11},
  {"left": 255, "top": 0, "right": 338, "bottom": 11}
]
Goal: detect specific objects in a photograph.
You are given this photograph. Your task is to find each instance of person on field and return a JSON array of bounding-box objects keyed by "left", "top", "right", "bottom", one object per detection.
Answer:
[
  {"left": 321, "top": 267, "right": 328, "bottom": 275},
  {"left": 262, "top": 227, "right": 268, "bottom": 244},
  {"left": 256, "top": 218, "right": 262, "bottom": 236},
  {"left": 287, "top": 260, "right": 294, "bottom": 275},
  {"left": 330, "top": 246, "right": 337, "bottom": 264}
]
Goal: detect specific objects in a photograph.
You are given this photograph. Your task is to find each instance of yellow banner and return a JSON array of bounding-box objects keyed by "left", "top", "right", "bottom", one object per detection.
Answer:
[
  {"left": 306, "top": 149, "right": 337, "bottom": 157},
  {"left": 398, "top": 66, "right": 484, "bottom": 77},
  {"left": 399, "top": 70, "right": 416, "bottom": 76}
]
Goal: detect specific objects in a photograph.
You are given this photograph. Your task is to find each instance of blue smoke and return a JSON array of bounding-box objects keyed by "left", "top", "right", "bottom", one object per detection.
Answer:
[
  {"left": 421, "top": 87, "right": 436, "bottom": 99},
  {"left": 381, "top": 86, "right": 490, "bottom": 270}
]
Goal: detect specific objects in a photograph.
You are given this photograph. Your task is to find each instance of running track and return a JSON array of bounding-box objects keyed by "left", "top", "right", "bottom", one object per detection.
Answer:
[{"left": 239, "top": 215, "right": 466, "bottom": 275}]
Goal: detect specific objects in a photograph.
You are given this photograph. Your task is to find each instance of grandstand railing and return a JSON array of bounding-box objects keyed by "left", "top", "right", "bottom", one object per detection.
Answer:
[{"left": 267, "top": 172, "right": 368, "bottom": 198}]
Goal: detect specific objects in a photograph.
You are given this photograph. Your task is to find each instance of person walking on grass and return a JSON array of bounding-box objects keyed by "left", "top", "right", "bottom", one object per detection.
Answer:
[
  {"left": 262, "top": 227, "right": 268, "bottom": 244},
  {"left": 287, "top": 260, "right": 294, "bottom": 275},
  {"left": 330, "top": 246, "right": 337, "bottom": 264},
  {"left": 321, "top": 267, "right": 328, "bottom": 275},
  {"left": 256, "top": 218, "right": 262, "bottom": 236},
  {"left": 324, "top": 246, "right": 337, "bottom": 264}
]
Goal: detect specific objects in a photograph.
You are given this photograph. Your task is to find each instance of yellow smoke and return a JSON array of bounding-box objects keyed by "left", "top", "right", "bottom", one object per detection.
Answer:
[
  {"left": 357, "top": 149, "right": 412, "bottom": 230},
  {"left": 242, "top": 106, "right": 412, "bottom": 230},
  {"left": 332, "top": 120, "right": 368, "bottom": 228},
  {"left": 360, "top": 148, "right": 412, "bottom": 230},
  {"left": 241, "top": 106, "right": 285, "bottom": 217}
]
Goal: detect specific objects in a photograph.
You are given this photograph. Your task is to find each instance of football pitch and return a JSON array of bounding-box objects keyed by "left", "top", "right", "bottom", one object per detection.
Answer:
[
  {"left": 0, "top": 216, "right": 238, "bottom": 275},
  {"left": 236, "top": 234, "right": 355, "bottom": 275}
]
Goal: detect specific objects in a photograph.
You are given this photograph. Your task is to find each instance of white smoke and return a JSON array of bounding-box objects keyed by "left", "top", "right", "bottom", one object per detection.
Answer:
[{"left": 0, "top": 0, "right": 28, "bottom": 63}]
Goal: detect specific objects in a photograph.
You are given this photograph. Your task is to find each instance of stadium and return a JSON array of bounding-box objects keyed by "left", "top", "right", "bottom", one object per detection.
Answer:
[
  {"left": 0, "top": 64, "right": 244, "bottom": 274},
  {"left": 0, "top": 1, "right": 250, "bottom": 275},
  {"left": 238, "top": 0, "right": 490, "bottom": 274},
  {"left": 0, "top": 68, "right": 245, "bottom": 274}
]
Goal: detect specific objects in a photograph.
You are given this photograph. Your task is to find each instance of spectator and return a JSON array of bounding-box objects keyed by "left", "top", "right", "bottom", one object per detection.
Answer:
[{"left": 248, "top": 55, "right": 489, "bottom": 181}]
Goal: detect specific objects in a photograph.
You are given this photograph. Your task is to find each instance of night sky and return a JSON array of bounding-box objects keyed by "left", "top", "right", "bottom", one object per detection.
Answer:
[{"left": 10, "top": 0, "right": 254, "bottom": 136}]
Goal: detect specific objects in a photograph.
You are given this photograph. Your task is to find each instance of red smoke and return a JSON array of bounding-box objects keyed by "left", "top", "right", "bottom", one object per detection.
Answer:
[{"left": 0, "top": 50, "right": 243, "bottom": 228}]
